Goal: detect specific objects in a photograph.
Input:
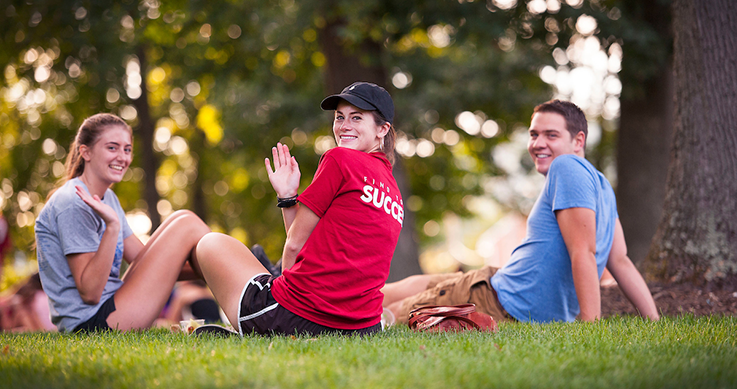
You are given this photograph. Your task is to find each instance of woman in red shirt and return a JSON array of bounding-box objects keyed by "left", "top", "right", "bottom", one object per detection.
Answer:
[{"left": 192, "top": 82, "right": 403, "bottom": 336}]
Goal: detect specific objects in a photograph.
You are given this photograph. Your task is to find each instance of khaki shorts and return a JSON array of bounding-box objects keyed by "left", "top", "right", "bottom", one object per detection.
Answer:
[{"left": 397, "top": 266, "right": 513, "bottom": 324}]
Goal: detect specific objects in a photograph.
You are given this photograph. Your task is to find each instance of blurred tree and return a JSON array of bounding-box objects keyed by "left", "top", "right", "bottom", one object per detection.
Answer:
[
  {"left": 310, "top": 0, "right": 563, "bottom": 279},
  {"left": 644, "top": 0, "right": 737, "bottom": 283},
  {"left": 3, "top": 0, "right": 642, "bottom": 286},
  {"left": 0, "top": 0, "right": 150, "bottom": 252},
  {"left": 611, "top": 0, "right": 674, "bottom": 265},
  {"left": 1, "top": 0, "right": 557, "bottom": 275}
]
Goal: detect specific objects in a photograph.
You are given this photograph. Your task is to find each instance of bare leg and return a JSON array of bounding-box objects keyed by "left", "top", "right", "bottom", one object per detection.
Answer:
[
  {"left": 381, "top": 274, "right": 434, "bottom": 307},
  {"left": 386, "top": 299, "right": 405, "bottom": 322},
  {"left": 106, "top": 210, "right": 210, "bottom": 330},
  {"left": 190, "top": 232, "right": 269, "bottom": 326},
  {"left": 120, "top": 210, "right": 198, "bottom": 277}
]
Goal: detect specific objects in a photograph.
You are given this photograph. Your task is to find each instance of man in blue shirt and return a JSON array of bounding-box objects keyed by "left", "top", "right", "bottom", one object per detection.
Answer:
[{"left": 383, "top": 100, "right": 659, "bottom": 323}]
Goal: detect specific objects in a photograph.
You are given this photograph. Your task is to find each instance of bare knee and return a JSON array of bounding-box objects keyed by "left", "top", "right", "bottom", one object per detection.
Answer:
[
  {"left": 195, "top": 232, "right": 225, "bottom": 260},
  {"left": 170, "top": 210, "right": 206, "bottom": 226},
  {"left": 165, "top": 209, "right": 196, "bottom": 225},
  {"left": 168, "top": 211, "right": 210, "bottom": 238}
]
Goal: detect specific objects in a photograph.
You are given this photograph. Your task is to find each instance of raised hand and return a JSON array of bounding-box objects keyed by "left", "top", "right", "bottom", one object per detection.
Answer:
[
  {"left": 75, "top": 185, "right": 120, "bottom": 227},
  {"left": 265, "top": 142, "right": 301, "bottom": 198}
]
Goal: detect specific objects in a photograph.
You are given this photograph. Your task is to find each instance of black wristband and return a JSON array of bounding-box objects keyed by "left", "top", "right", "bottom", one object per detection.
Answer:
[{"left": 277, "top": 194, "right": 298, "bottom": 208}]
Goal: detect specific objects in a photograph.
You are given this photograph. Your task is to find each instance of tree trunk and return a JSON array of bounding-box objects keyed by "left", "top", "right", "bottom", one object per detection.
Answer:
[
  {"left": 318, "top": 20, "right": 387, "bottom": 94},
  {"left": 645, "top": 0, "right": 737, "bottom": 283},
  {"left": 388, "top": 156, "right": 423, "bottom": 282},
  {"left": 318, "top": 19, "right": 422, "bottom": 281},
  {"left": 617, "top": 0, "right": 673, "bottom": 265},
  {"left": 133, "top": 46, "right": 161, "bottom": 232},
  {"left": 617, "top": 70, "right": 673, "bottom": 264}
]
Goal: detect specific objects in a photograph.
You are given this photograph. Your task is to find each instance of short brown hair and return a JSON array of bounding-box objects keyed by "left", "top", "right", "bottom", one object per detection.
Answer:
[{"left": 532, "top": 100, "right": 587, "bottom": 150}]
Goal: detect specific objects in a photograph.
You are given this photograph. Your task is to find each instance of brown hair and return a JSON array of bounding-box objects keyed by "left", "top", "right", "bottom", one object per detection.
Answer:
[
  {"left": 64, "top": 113, "right": 132, "bottom": 181},
  {"left": 370, "top": 111, "right": 396, "bottom": 165},
  {"left": 532, "top": 100, "right": 588, "bottom": 151}
]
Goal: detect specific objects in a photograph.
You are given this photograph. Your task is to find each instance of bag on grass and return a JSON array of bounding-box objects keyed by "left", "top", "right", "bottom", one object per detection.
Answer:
[{"left": 408, "top": 304, "right": 498, "bottom": 333}]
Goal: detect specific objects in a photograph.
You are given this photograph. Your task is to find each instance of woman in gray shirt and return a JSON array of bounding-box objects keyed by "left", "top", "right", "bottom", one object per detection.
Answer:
[{"left": 35, "top": 113, "right": 210, "bottom": 332}]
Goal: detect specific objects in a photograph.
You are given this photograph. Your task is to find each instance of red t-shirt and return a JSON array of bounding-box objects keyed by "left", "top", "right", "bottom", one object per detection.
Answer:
[{"left": 272, "top": 147, "right": 404, "bottom": 329}]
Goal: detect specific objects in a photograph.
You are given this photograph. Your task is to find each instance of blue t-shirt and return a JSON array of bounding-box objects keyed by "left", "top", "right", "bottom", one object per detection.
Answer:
[
  {"left": 35, "top": 178, "right": 133, "bottom": 332},
  {"left": 491, "top": 155, "right": 618, "bottom": 322}
]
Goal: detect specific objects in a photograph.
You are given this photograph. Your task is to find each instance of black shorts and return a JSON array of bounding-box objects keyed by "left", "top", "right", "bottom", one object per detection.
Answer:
[
  {"left": 238, "top": 273, "right": 381, "bottom": 337},
  {"left": 74, "top": 294, "right": 116, "bottom": 333}
]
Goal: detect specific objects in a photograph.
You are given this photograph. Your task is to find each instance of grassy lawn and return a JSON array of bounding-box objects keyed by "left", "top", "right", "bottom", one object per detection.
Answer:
[{"left": 1, "top": 316, "right": 735, "bottom": 389}]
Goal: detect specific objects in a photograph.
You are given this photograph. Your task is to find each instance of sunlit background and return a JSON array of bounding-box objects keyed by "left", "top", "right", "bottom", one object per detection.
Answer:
[{"left": 1, "top": 0, "right": 626, "bottom": 289}]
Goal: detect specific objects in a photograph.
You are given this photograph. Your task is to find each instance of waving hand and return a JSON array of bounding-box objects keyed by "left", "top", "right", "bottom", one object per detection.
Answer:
[
  {"left": 265, "top": 143, "right": 301, "bottom": 198},
  {"left": 75, "top": 186, "right": 120, "bottom": 228}
]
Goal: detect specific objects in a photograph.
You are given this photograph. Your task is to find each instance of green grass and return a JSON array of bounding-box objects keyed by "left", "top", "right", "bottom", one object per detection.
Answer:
[{"left": 1, "top": 316, "right": 735, "bottom": 389}]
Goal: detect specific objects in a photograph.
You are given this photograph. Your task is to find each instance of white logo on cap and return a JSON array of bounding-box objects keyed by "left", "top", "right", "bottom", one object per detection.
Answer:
[{"left": 349, "top": 85, "right": 356, "bottom": 90}]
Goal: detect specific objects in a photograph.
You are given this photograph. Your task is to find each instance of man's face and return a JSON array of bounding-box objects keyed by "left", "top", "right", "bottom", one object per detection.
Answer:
[{"left": 527, "top": 112, "right": 583, "bottom": 175}]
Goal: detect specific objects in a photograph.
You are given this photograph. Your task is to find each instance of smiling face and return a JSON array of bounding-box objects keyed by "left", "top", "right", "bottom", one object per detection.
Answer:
[
  {"left": 527, "top": 111, "right": 585, "bottom": 175},
  {"left": 333, "top": 101, "right": 389, "bottom": 153},
  {"left": 80, "top": 125, "right": 133, "bottom": 185}
]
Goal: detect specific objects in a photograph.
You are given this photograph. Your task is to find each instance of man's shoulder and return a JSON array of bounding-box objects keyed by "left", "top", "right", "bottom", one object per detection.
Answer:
[
  {"left": 551, "top": 155, "right": 612, "bottom": 191},
  {"left": 549, "top": 154, "right": 596, "bottom": 174},
  {"left": 546, "top": 154, "right": 617, "bottom": 217},
  {"left": 549, "top": 154, "right": 607, "bottom": 186},
  {"left": 544, "top": 154, "right": 615, "bottom": 209}
]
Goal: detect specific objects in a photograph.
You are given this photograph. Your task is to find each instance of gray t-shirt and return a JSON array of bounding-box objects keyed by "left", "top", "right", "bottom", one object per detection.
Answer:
[{"left": 35, "top": 177, "right": 133, "bottom": 332}]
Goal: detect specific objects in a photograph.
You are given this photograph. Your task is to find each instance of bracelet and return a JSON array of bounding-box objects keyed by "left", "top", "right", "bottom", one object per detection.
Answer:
[{"left": 277, "top": 194, "right": 298, "bottom": 208}]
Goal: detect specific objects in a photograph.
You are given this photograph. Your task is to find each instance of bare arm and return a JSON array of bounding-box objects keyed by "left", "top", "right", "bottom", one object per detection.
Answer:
[
  {"left": 606, "top": 219, "right": 660, "bottom": 320},
  {"left": 556, "top": 207, "right": 600, "bottom": 322},
  {"left": 68, "top": 186, "right": 121, "bottom": 304},
  {"left": 280, "top": 205, "right": 320, "bottom": 271},
  {"left": 265, "top": 142, "right": 317, "bottom": 271},
  {"left": 123, "top": 234, "right": 143, "bottom": 265}
]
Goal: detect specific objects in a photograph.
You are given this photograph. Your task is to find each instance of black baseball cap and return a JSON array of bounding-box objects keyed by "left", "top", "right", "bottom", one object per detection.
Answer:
[{"left": 320, "top": 82, "right": 395, "bottom": 124}]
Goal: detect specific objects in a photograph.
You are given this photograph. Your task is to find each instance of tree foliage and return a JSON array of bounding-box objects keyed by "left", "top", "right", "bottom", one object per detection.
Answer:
[{"left": 1, "top": 0, "right": 635, "bottom": 276}]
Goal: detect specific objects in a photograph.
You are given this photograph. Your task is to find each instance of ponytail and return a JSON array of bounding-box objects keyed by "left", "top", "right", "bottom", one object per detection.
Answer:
[{"left": 371, "top": 111, "right": 396, "bottom": 166}]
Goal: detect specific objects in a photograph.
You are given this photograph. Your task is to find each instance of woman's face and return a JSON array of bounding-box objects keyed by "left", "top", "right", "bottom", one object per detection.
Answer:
[
  {"left": 81, "top": 125, "right": 132, "bottom": 185},
  {"left": 333, "top": 101, "right": 389, "bottom": 153}
]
